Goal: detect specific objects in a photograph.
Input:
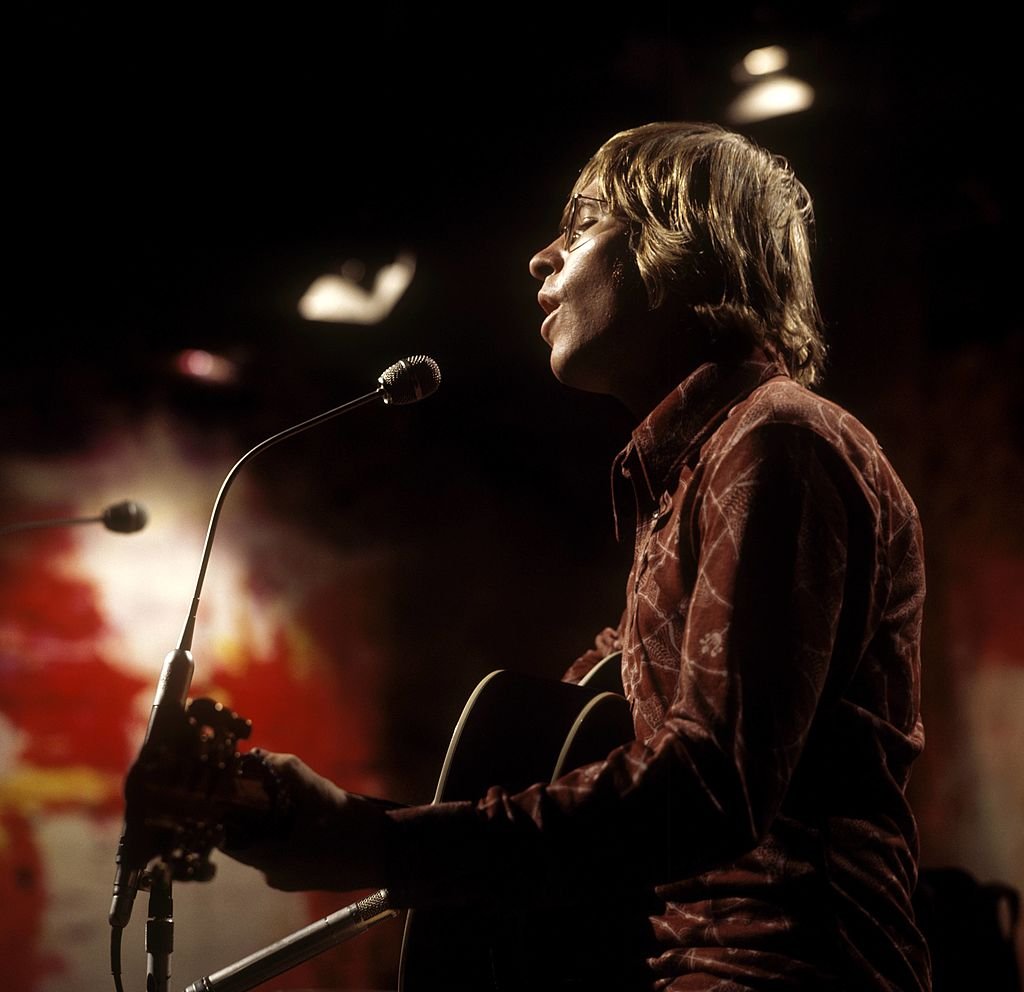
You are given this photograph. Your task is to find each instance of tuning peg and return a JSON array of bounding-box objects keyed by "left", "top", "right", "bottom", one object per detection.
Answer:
[{"left": 185, "top": 697, "right": 253, "bottom": 740}]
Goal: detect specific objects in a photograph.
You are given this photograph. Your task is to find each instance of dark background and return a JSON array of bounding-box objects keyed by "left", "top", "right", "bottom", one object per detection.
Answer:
[
  {"left": 5, "top": 0, "right": 1021, "bottom": 910},
  {"left": 9, "top": 5, "right": 1016, "bottom": 426}
]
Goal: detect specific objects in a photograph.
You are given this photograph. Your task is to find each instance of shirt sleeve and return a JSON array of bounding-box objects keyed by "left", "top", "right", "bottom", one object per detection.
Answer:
[{"left": 385, "top": 420, "right": 868, "bottom": 909}]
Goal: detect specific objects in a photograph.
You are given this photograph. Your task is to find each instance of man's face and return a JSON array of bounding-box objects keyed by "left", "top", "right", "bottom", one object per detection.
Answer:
[{"left": 529, "top": 183, "right": 654, "bottom": 407}]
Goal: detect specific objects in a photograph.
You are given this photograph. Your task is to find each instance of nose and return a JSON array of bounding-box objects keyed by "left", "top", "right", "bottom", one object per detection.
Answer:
[{"left": 529, "top": 236, "right": 563, "bottom": 281}]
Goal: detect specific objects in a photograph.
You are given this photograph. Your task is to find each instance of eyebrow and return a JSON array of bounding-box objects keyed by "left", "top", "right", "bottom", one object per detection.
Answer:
[{"left": 561, "top": 193, "right": 608, "bottom": 221}]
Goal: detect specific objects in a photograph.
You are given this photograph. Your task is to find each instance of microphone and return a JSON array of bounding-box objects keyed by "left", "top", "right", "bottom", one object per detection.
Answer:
[
  {"left": 0, "top": 499, "right": 149, "bottom": 535},
  {"left": 103, "top": 501, "right": 149, "bottom": 533},
  {"left": 377, "top": 355, "right": 441, "bottom": 405},
  {"left": 108, "top": 355, "right": 440, "bottom": 933}
]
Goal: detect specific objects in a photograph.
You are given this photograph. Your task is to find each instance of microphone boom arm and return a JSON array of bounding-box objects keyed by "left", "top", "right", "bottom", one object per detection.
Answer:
[{"left": 176, "top": 385, "right": 383, "bottom": 652}]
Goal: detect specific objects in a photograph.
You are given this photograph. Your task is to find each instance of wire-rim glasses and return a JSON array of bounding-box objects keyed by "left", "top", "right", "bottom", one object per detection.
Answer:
[{"left": 560, "top": 193, "right": 609, "bottom": 251}]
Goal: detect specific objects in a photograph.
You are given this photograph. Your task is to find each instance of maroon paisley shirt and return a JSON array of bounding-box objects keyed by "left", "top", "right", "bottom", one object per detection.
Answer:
[{"left": 389, "top": 351, "right": 931, "bottom": 991}]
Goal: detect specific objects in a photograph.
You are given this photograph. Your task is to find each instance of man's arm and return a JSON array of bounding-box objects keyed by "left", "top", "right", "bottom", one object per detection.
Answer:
[{"left": 221, "top": 422, "right": 868, "bottom": 908}]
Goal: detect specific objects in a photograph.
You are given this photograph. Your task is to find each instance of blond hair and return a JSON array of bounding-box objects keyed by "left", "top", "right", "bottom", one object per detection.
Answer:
[{"left": 573, "top": 122, "right": 826, "bottom": 386}]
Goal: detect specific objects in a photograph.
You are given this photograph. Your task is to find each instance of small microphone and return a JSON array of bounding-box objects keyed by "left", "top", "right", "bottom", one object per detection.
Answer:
[
  {"left": 0, "top": 499, "right": 149, "bottom": 536},
  {"left": 109, "top": 355, "right": 440, "bottom": 934},
  {"left": 102, "top": 500, "right": 149, "bottom": 533}
]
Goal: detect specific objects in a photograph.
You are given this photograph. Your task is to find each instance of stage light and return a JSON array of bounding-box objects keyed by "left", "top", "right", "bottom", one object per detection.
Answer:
[
  {"left": 742, "top": 45, "right": 789, "bottom": 77},
  {"left": 298, "top": 252, "right": 416, "bottom": 325},
  {"left": 726, "top": 43, "right": 814, "bottom": 125},
  {"left": 726, "top": 75, "right": 815, "bottom": 124}
]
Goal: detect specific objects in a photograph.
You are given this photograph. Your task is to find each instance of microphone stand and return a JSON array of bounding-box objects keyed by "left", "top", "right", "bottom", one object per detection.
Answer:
[
  {"left": 0, "top": 513, "right": 111, "bottom": 533},
  {"left": 0, "top": 499, "right": 148, "bottom": 535},
  {"left": 109, "top": 356, "right": 440, "bottom": 992},
  {"left": 146, "top": 864, "right": 174, "bottom": 992},
  {"left": 137, "top": 386, "right": 387, "bottom": 992}
]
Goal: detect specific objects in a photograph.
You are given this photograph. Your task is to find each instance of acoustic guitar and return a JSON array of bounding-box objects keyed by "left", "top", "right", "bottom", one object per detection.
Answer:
[{"left": 125, "top": 652, "right": 635, "bottom": 991}]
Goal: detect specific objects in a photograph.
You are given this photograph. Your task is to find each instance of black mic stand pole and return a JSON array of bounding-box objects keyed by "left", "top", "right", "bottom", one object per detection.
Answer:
[{"left": 146, "top": 863, "right": 174, "bottom": 992}]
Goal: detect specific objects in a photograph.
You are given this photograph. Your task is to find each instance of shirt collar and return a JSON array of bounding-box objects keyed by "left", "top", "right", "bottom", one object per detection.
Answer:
[{"left": 611, "top": 348, "right": 789, "bottom": 534}]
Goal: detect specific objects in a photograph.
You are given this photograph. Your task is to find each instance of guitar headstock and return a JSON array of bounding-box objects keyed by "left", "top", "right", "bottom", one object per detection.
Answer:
[{"left": 123, "top": 696, "right": 279, "bottom": 884}]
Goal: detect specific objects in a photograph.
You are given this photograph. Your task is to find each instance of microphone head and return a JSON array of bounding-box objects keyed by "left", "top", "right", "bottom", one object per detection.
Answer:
[
  {"left": 102, "top": 500, "right": 149, "bottom": 534},
  {"left": 378, "top": 355, "right": 441, "bottom": 406}
]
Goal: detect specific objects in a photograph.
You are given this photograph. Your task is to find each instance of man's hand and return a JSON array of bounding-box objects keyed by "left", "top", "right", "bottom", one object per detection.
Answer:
[
  {"left": 220, "top": 749, "right": 397, "bottom": 893},
  {"left": 594, "top": 626, "right": 623, "bottom": 655}
]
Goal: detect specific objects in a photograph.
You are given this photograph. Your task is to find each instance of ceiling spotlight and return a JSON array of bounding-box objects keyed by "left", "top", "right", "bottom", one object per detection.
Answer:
[
  {"left": 743, "top": 45, "right": 789, "bottom": 77},
  {"left": 726, "top": 43, "right": 814, "bottom": 125},
  {"left": 298, "top": 252, "right": 416, "bottom": 325},
  {"left": 726, "top": 75, "right": 815, "bottom": 124}
]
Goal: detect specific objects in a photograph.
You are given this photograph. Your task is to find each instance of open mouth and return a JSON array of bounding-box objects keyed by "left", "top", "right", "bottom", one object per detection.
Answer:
[{"left": 540, "top": 305, "right": 560, "bottom": 343}]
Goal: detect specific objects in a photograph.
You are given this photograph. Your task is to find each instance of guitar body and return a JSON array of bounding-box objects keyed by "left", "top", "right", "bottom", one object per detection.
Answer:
[{"left": 398, "top": 654, "right": 637, "bottom": 991}]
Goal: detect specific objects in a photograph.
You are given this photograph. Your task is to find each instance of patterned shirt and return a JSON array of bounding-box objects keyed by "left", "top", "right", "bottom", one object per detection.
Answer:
[{"left": 389, "top": 351, "right": 931, "bottom": 991}]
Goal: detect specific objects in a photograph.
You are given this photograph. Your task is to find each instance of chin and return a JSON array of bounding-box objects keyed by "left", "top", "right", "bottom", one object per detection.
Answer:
[{"left": 550, "top": 352, "right": 614, "bottom": 397}]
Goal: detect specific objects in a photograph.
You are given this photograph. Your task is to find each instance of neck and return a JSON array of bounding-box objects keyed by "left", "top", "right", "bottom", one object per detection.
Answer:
[{"left": 617, "top": 339, "right": 720, "bottom": 422}]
